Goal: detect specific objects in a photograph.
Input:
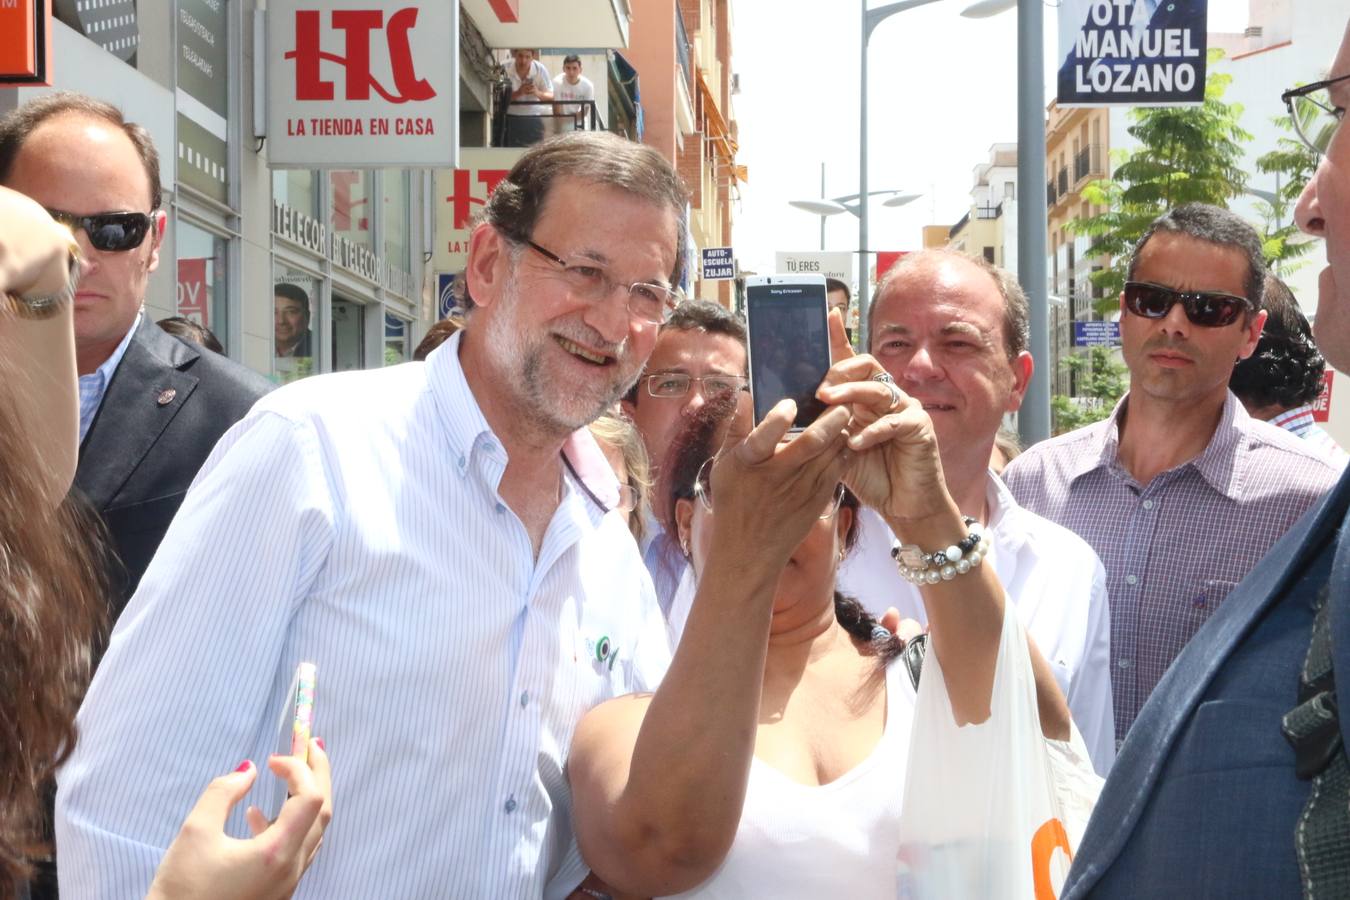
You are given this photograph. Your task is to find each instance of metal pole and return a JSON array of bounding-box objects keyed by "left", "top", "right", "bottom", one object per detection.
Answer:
[
  {"left": 1017, "top": 0, "right": 1050, "bottom": 444},
  {"left": 859, "top": 0, "right": 871, "bottom": 351},
  {"left": 820, "top": 161, "right": 827, "bottom": 251}
]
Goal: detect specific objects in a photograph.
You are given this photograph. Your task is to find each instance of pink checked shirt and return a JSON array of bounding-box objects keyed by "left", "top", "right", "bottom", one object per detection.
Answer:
[{"left": 1003, "top": 391, "right": 1341, "bottom": 745}]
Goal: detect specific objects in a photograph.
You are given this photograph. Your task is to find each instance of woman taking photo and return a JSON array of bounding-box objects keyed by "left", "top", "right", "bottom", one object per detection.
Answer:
[{"left": 567, "top": 326, "right": 1075, "bottom": 898}]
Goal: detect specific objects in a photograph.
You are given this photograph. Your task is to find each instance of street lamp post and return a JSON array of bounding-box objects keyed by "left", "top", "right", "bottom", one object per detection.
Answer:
[
  {"left": 788, "top": 180, "right": 921, "bottom": 252},
  {"left": 860, "top": 0, "right": 945, "bottom": 352},
  {"left": 962, "top": 0, "right": 1050, "bottom": 444}
]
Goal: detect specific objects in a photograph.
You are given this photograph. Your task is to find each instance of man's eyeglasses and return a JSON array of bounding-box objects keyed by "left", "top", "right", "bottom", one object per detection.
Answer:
[
  {"left": 692, "top": 456, "right": 844, "bottom": 519},
  {"left": 614, "top": 484, "right": 639, "bottom": 515},
  {"left": 1122, "top": 281, "right": 1253, "bottom": 329},
  {"left": 45, "top": 208, "right": 155, "bottom": 253},
  {"left": 524, "top": 238, "right": 682, "bottom": 326},
  {"left": 1281, "top": 72, "right": 1349, "bottom": 156},
  {"left": 644, "top": 372, "right": 749, "bottom": 399}
]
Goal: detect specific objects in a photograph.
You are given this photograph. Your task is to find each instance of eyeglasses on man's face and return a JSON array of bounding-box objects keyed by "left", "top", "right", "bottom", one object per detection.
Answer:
[
  {"left": 1123, "top": 281, "right": 1253, "bottom": 329},
  {"left": 46, "top": 208, "right": 155, "bottom": 253},
  {"left": 1281, "top": 72, "right": 1349, "bottom": 156},
  {"left": 643, "top": 372, "right": 749, "bottom": 399},
  {"left": 523, "top": 238, "right": 681, "bottom": 326},
  {"left": 692, "top": 456, "right": 844, "bottom": 519}
]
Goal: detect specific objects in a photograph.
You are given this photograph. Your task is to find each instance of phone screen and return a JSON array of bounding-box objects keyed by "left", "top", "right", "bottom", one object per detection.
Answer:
[{"left": 746, "top": 278, "right": 831, "bottom": 429}]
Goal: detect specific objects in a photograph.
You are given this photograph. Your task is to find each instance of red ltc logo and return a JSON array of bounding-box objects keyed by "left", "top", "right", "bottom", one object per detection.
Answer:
[{"left": 287, "top": 7, "right": 436, "bottom": 103}]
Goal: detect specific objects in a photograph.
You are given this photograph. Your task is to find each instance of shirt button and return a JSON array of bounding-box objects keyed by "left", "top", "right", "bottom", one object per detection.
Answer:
[
  {"left": 1118, "top": 658, "right": 1132, "bottom": 669},
  {"left": 504, "top": 795, "right": 518, "bottom": 813},
  {"left": 520, "top": 691, "right": 529, "bottom": 707},
  {"left": 1125, "top": 574, "right": 1138, "bottom": 586},
  {"left": 1141, "top": 499, "right": 1155, "bottom": 510}
]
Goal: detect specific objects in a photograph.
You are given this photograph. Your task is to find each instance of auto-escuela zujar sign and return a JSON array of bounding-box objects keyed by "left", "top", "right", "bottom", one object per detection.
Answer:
[{"left": 267, "top": 1, "right": 458, "bottom": 168}]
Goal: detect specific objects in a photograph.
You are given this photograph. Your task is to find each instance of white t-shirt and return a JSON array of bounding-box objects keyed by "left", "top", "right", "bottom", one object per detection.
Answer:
[
  {"left": 662, "top": 661, "right": 915, "bottom": 899},
  {"left": 552, "top": 72, "right": 595, "bottom": 115},
  {"left": 836, "top": 471, "right": 1116, "bottom": 776},
  {"left": 508, "top": 59, "right": 552, "bottom": 115}
]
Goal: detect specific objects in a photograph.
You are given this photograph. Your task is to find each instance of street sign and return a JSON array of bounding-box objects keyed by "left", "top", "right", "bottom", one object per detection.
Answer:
[
  {"left": 1072, "top": 321, "right": 1121, "bottom": 347},
  {"left": 774, "top": 251, "right": 853, "bottom": 284},
  {"left": 701, "top": 247, "right": 735, "bottom": 281}
]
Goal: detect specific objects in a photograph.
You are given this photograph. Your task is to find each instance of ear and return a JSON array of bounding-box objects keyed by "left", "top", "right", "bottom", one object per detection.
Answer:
[
  {"left": 1119, "top": 291, "right": 1127, "bottom": 317},
  {"left": 1005, "top": 351, "right": 1034, "bottom": 412},
  {"left": 674, "top": 497, "right": 695, "bottom": 558},
  {"left": 620, "top": 396, "right": 638, "bottom": 420},
  {"left": 1237, "top": 309, "right": 1269, "bottom": 361},
  {"left": 834, "top": 503, "right": 854, "bottom": 554},
  {"left": 145, "top": 209, "right": 166, "bottom": 274},
  {"left": 465, "top": 223, "right": 509, "bottom": 311}
]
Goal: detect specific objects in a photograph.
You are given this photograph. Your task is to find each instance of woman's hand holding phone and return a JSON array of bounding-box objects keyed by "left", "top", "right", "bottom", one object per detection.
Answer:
[{"left": 146, "top": 737, "right": 332, "bottom": 900}]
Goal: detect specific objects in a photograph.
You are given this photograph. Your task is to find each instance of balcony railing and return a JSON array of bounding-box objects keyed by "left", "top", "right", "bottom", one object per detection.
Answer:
[
  {"left": 974, "top": 203, "right": 1002, "bottom": 220},
  {"left": 676, "top": 6, "right": 692, "bottom": 91},
  {"left": 1057, "top": 166, "right": 1069, "bottom": 198},
  {"left": 1073, "top": 144, "right": 1105, "bottom": 185},
  {"left": 1047, "top": 180, "right": 1057, "bottom": 207},
  {"left": 492, "top": 100, "right": 606, "bottom": 148}
]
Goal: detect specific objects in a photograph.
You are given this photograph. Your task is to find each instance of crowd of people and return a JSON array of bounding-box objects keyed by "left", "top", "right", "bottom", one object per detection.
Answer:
[{"left": 0, "top": 16, "right": 1348, "bottom": 900}]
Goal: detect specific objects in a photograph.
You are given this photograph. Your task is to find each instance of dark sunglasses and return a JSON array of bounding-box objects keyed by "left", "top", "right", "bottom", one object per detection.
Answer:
[
  {"left": 45, "top": 208, "right": 155, "bottom": 252},
  {"left": 1122, "top": 281, "right": 1252, "bottom": 328}
]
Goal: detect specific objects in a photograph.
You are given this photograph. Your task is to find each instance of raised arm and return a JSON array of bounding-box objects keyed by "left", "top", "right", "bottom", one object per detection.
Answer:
[
  {"left": 568, "top": 401, "right": 851, "bottom": 897},
  {"left": 817, "top": 313, "right": 1071, "bottom": 740}
]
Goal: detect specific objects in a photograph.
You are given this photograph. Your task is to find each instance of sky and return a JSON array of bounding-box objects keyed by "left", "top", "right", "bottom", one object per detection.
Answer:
[{"left": 730, "top": 0, "right": 1251, "bottom": 283}]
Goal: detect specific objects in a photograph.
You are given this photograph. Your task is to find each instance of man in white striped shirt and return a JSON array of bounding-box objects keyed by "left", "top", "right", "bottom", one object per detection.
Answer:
[{"left": 56, "top": 132, "right": 684, "bottom": 899}]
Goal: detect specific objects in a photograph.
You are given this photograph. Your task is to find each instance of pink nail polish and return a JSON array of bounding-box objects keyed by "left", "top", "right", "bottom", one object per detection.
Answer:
[
  {"left": 315, "top": 737, "right": 325, "bottom": 751},
  {"left": 235, "top": 760, "right": 252, "bottom": 773}
]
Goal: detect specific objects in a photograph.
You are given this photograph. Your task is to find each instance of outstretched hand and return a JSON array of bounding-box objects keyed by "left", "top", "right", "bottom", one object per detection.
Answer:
[
  {"left": 147, "top": 739, "right": 333, "bottom": 900},
  {"left": 816, "top": 310, "right": 953, "bottom": 523}
]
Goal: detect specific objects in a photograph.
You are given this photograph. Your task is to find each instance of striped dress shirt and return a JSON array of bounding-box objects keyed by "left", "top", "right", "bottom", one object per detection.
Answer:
[
  {"left": 76, "top": 310, "right": 140, "bottom": 442},
  {"left": 1003, "top": 391, "right": 1340, "bottom": 744},
  {"left": 1268, "top": 404, "right": 1349, "bottom": 465},
  {"left": 56, "top": 332, "right": 672, "bottom": 899}
]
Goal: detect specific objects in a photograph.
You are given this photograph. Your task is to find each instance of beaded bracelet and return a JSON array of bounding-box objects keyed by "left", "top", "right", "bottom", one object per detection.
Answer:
[{"left": 890, "top": 516, "right": 988, "bottom": 584}]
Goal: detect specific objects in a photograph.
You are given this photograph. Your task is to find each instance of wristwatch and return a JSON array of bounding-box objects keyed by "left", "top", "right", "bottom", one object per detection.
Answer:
[{"left": 5, "top": 238, "right": 81, "bottom": 320}]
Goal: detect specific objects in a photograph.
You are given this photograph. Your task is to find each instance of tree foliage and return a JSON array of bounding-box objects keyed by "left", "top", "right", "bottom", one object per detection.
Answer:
[
  {"left": 1070, "top": 50, "right": 1252, "bottom": 308},
  {"left": 1254, "top": 94, "right": 1335, "bottom": 273},
  {"left": 1051, "top": 347, "right": 1129, "bottom": 434}
]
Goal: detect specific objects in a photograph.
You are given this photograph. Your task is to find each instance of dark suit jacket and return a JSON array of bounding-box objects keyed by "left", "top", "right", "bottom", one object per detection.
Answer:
[
  {"left": 1062, "top": 467, "right": 1350, "bottom": 897},
  {"left": 74, "top": 317, "right": 273, "bottom": 622}
]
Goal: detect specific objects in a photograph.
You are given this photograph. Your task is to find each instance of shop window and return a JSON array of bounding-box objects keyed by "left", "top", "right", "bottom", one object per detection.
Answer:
[
  {"left": 175, "top": 219, "right": 229, "bottom": 351},
  {"left": 330, "top": 170, "right": 374, "bottom": 249},
  {"left": 273, "top": 264, "right": 318, "bottom": 384},
  {"left": 333, "top": 296, "right": 365, "bottom": 371},
  {"left": 385, "top": 313, "right": 410, "bottom": 365},
  {"left": 274, "top": 170, "right": 319, "bottom": 218},
  {"left": 384, "top": 169, "right": 411, "bottom": 282}
]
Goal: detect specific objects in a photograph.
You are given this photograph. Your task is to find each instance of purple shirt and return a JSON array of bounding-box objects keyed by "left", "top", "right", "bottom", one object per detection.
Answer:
[{"left": 1003, "top": 390, "right": 1340, "bottom": 745}]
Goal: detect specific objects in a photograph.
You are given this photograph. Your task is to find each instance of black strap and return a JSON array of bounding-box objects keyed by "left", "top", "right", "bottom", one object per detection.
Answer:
[{"left": 1281, "top": 584, "right": 1350, "bottom": 897}]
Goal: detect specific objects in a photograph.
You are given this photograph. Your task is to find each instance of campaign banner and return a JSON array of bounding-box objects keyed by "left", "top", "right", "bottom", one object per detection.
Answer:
[
  {"left": 268, "top": 0, "right": 459, "bottom": 167},
  {"left": 176, "top": 258, "right": 210, "bottom": 327},
  {"left": 1313, "top": 371, "right": 1333, "bottom": 423},
  {"left": 1057, "top": 0, "right": 1207, "bottom": 107},
  {"left": 774, "top": 251, "right": 854, "bottom": 284},
  {"left": 876, "top": 251, "right": 910, "bottom": 282}
]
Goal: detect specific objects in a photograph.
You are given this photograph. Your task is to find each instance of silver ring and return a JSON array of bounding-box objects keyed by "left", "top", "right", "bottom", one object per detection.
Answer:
[
  {"left": 872, "top": 371, "right": 895, "bottom": 384},
  {"left": 872, "top": 371, "right": 902, "bottom": 410}
]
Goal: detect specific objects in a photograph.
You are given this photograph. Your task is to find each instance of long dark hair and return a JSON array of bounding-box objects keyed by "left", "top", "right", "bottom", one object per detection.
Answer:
[
  {"left": 0, "top": 385, "right": 108, "bottom": 878},
  {"left": 659, "top": 394, "right": 904, "bottom": 665}
]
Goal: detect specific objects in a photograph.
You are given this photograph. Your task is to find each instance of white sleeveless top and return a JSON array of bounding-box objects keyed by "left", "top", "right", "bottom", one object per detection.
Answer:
[{"left": 663, "top": 661, "right": 916, "bottom": 899}]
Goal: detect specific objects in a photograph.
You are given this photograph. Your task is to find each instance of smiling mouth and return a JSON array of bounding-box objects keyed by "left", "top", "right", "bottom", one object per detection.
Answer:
[
  {"left": 921, "top": 402, "right": 955, "bottom": 412},
  {"left": 556, "top": 335, "right": 612, "bottom": 366}
]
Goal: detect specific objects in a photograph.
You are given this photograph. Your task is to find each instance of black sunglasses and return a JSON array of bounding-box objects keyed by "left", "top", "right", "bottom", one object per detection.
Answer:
[
  {"left": 46, "top": 208, "right": 154, "bottom": 252},
  {"left": 1123, "top": 281, "right": 1253, "bottom": 328}
]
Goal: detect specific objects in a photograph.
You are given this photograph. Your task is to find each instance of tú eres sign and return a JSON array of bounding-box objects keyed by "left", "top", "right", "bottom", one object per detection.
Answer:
[{"left": 267, "top": 1, "right": 458, "bottom": 168}]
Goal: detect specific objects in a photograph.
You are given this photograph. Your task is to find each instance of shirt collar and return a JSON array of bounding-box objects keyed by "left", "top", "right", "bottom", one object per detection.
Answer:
[
  {"left": 92, "top": 310, "right": 143, "bottom": 385},
  {"left": 427, "top": 331, "right": 497, "bottom": 477},
  {"left": 984, "top": 469, "right": 1029, "bottom": 556},
  {"left": 1063, "top": 395, "right": 1128, "bottom": 484},
  {"left": 1269, "top": 404, "right": 1315, "bottom": 436}
]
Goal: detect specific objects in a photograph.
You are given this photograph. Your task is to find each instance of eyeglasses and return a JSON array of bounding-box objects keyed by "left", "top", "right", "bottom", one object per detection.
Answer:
[
  {"left": 524, "top": 238, "right": 682, "bottom": 326},
  {"left": 45, "top": 208, "right": 154, "bottom": 253},
  {"left": 1281, "top": 73, "right": 1349, "bottom": 156},
  {"left": 692, "top": 456, "right": 845, "bottom": 519},
  {"left": 614, "top": 484, "right": 638, "bottom": 515},
  {"left": 1122, "top": 281, "right": 1253, "bottom": 328},
  {"left": 644, "top": 372, "right": 749, "bottom": 399}
]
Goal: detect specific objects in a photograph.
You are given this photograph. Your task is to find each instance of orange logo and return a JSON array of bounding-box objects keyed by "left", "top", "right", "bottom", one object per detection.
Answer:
[{"left": 1031, "top": 817, "right": 1073, "bottom": 900}]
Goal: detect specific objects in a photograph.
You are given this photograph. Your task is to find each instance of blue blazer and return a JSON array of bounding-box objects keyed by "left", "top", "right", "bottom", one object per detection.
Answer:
[{"left": 1062, "top": 467, "right": 1350, "bottom": 897}]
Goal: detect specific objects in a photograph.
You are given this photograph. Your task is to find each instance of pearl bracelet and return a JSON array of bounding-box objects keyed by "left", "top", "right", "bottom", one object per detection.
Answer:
[{"left": 890, "top": 515, "right": 988, "bottom": 585}]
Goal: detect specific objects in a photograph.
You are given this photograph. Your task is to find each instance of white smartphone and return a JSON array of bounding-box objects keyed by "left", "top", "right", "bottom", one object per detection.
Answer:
[
  {"left": 263, "top": 662, "right": 316, "bottom": 821},
  {"left": 744, "top": 275, "right": 832, "bottom": 430}
]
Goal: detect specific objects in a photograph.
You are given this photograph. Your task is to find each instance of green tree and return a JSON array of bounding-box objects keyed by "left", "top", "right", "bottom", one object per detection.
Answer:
[
  {"left": 1071, "top": 50, "right": 1252, "bottom": 311},
  {"left": 1051, "top": 346, "right": 1129, "bottom": 435},
  {"left": 1253, "top": 93, "right": 1337, "bottom": 274}
]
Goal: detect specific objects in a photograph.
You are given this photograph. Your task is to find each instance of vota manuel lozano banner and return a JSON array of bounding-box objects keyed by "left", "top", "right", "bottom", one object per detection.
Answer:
[{"left": 1057, "top": 0, "right": 1207, "bottom": 107}]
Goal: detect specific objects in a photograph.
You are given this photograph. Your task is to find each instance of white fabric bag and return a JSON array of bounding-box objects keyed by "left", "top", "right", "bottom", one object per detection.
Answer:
[{"left": 896, "top": 605, "right": 1102, "bottom": 899}]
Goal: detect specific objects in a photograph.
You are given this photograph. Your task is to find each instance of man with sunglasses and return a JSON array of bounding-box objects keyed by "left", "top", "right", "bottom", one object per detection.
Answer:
[
  {"left": 622, "top": 299, "right": 749, "bottom": 616},
  {"left": 1006, "top": 203, "right": 1340, "bottom": 746},
  {"left": 1061, "top": 24, "right": 1350, "bottom": 898},
  {"left": 0, "top": 93, "right": 271, "bottom": 618}
]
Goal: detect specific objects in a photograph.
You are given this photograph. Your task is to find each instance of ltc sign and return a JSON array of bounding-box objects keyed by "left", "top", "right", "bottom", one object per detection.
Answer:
[{"left": 267, "top": 1, "right": 458, "bottom": 168}]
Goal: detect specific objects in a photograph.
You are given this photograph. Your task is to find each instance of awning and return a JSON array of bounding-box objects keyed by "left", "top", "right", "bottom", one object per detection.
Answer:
[
  {"left": 463, "top": 0, "right": 629, "bottom": 50},
  {"left": 696, "top": 69, "right": 737, "bottom": 162}
]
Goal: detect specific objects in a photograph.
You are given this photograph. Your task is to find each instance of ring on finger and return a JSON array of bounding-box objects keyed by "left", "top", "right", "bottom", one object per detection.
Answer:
[{"left": 872, "top": 372, "right": 902, "bottom": 410}]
